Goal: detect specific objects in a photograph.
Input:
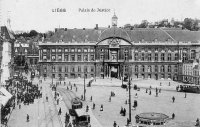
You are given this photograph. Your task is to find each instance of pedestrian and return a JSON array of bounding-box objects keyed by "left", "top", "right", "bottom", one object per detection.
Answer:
[
  {"left": 124, "top": 108, "right": 126, "bottom": 116},
  {"left": 93, "top": 103, "right": 95, "bottom": 109},
  {"left": 120, "top": 107, "right": 123, "bottom": 114},
  {"left": 26, "top": 114, "right": 29, "bottom": 122},
  {"left": 76, "top": 87, "right": 77, "bottom": 92},
  {"left": 160, "top": 82, "right": 162, "bottom": 86},
  {"left": 156, "top": 87, "right": 158, "bottom": 93},
  {"left": 19, "top": 103, "right": 21, "bottom": 109},
  {"left": 172, "top": 113, "right": 175, "bottom": 119},
  {"left": 146, "top": 88, "right": 148, "bottom": 93},
  {"left": 149, "top": 90, "right": 151, "bottom": 95},
  {"left": 57, "top": 99, "right": 59, "bottom": 105},
  {"left": 196, "top": 118, "right": 199, "bottom": 126},
  {"left": 135, "top": 93, "right": 138, "bottom": 98},
  {"left": 184, "top": 92, "right": 187, "bottom": 98},
  {"left": 90, "top": 96, "right": 92, "bottom": 101},
  {"left": 58, "top": 107, "right": 62, "bottom": 115},
  {"left": 125, "top": 100, "right": 127, "bottom": 104},
  {"left": 109, "top": 96, "right": 111, "bottom": 102},
  {"left": 127, "top": 118, "right": 129, "bottom": 125},
  {"left": 159, "top": 88, "right": 161, "bottom": 93},
  {"left": 156, "top": 92, "right": 158, "bottom": 97},
  {"left": 172, "top": 96, "right": 175, "bottom": 103},
  {"left": 70, "top": 85, "right": 72, "bottom": 90},
  {"left": 86, "top": 105, "right": 89, "bottom": 112},
  {"left": 113, "top": 121, "right": 117, "bottom": 127},
  {"left": 46, "top": 96, "right": 48, "bottom": 102},
  {"left": 100, "top": 104, "right": 103, "bottom": 111}
]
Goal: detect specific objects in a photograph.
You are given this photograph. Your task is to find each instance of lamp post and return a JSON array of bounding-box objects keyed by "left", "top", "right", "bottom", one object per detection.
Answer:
[
  {"left": 128, "top": 74, "right": 131, "bottom": 125},
  {"left": 83, "top": 72, "right": 86, "bottom": 100}
]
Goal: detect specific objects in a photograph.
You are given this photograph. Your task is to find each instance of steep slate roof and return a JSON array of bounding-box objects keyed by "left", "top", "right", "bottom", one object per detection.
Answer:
[
  {"left": 46, "top": 27, "right": 200, "bottom": 44},
  {"left": 49, "top": 29, "right": 102, "bottom": 43},
  {"left": 165, "top": 29, "right": 200, "bottom": 42},
  {"left": 128, "top": 28, "right": 172, "bottom": 42}
]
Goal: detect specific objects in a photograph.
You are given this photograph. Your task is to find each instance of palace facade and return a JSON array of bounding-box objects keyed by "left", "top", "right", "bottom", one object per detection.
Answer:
[{"left": 38, "top": 14, "right": 200, "bottom": 81}]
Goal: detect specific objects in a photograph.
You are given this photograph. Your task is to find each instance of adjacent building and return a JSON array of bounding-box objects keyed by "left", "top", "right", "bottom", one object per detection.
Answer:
[{"left": 38, "top": 14, "right": 200, "bottom": 81}]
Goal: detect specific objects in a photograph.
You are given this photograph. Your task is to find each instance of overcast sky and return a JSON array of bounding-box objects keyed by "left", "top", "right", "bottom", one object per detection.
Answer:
[{"left": 1, "top": 0, "right": 200, "bottom": 32}]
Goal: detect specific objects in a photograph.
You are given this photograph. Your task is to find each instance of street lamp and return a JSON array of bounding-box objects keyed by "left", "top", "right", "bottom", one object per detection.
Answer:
[{"left": 83, "top": 71, "right": 87, "bottom": 100}]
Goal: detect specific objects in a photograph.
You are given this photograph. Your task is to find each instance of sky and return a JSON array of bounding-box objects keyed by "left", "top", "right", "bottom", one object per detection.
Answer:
[{"left": 1, "top": 0, "right": 200, "bottom": 32}]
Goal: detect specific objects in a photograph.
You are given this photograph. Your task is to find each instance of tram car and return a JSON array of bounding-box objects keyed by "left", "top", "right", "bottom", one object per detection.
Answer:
[
  {"left": 73, "top": 108, "right": 91, "bottom": 127},
  {"left": 69, "top": 97, "right": 83, "bottom": 116},
  {"left": 178, "top": 84, "right": 200, "bottom": 94}
]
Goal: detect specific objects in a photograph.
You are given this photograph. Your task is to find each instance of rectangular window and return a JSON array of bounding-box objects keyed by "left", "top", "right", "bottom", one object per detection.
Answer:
[
  {"left": 64, "top": 54, "right": 68, "bottom": 61},
  {"left": 100, "top": 54, "right": 104, "bottom": 60},
  {"left": 134, "top": 53, "right": 138, "bottom": 61},
  {"left": 52, "top": 55, "right": 56, "bottom": 61},
  {"left": 155, "top": 53, "right": 158, "bottom": 61},
  {"left": 125, "top": 66, "right": 128, "bottom": 72},
  {"left": 135, "top": 65, "right": 138, "bottom": 72},
  {"left": 125, "top": 53, "right": 128, "bottom": 60},
  {"left": 78, "top": 66, "right": 81, "bottom": 72},
  {"left": 161, "top": 53, "right": 165, "bottom": 61},
  {"left": 168, "top": 66, "right": 171, "bottom": 72},
  {"left": 71, "top": 66, "right": 75, "bottom": 72},
  {"left": 52, "top": 66, "right": 56, "bottom": 72},
  {"left": 65, "top": 66, "right": 68, "bottom": 72},
  {"left": 44, "top": 66, "right": 47, "bottom": 73},
  {"left": 84, "top": 66, "right": 88, "bottom": 72},
  {"left": 52, "top": 49, "right": 55, "bottom": 52},
  {"left": 148, "top": 54, "right": 151, "bottom": 61},
  {"left": 77, "top": 54, "right": 82, "bottom": 61},
  {"left": 84, "top": 54, "right": 88, "bottom": 61},
  {"left": 91, "top": 66, "right": 94, "bottom": 72},
  {"left": 43, "top": 55, "right": 47, "bottom": 60},
  {"left": 174, "top": 65, "right": 178, "bottom": 73},
  {"left": 58, "top": 55, "right": 62, "bottom": 61},
  {"left": 58, "top": 48, "right": 62, "bottom": 52},
  {"left": 90, "top": 54, "right": 95, "bottom": 61},
  {"left": 141, "top": 53, "right": 145, "bottom": 61},
  {"left": 168, "top": 54, "right": 171, "bottom": 61},
  {"left": 71, "top": 54, "right": 75, "bottom": 61},
  {"left": 175, "top": 53, "right": 178, "bottom": 60},
  {"left": 155, "top": 65, "right": 158, "bottom": 72},
  {"left": 58, "top": 66, "right": 62, "bottom": 72},
  {"left": 191, "top": 50, "right": 196, "bottom": 59},
  {"left": 43, "top": 49, "right": 47, "bottom": 52}
]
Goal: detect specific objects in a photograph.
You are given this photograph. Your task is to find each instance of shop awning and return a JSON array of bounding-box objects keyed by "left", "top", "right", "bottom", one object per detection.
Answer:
[{"left": 0, "top": 87, "right": 13, "bottom": 106}]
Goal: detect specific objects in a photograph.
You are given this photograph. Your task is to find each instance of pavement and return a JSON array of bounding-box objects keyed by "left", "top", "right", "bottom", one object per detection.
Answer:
[{"left": 6, "top": 75, "right": 200, "bottom": 127}]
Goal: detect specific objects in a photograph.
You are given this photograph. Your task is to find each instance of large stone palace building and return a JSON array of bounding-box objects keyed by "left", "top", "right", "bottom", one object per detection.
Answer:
[{"left": 38, "top": 14, "right": 200, "bottom": 80}]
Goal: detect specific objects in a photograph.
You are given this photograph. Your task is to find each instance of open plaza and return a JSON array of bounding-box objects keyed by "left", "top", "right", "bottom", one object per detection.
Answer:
[{"left": 6, "top": 74, "right": 200, "bottom": 127}]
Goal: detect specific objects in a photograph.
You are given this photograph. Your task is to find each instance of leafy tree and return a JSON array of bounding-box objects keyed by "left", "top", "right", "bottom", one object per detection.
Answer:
[{"left": 29, "top": 30, "right": 38, "bottom": 37}]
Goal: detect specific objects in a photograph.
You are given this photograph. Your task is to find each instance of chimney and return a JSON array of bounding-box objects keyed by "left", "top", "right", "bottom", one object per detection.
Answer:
[
  {"left": 108, "top": 25, "right": 110, "bottom": 28},
  {"left": 95, "top": 24, "right": 98, "bottom": 29},
  {"left": 65, "top": 28, "right": 67, "bottom": 31},
  {"left": 83, "top": 28, "right": 85, "bottom": 30}
]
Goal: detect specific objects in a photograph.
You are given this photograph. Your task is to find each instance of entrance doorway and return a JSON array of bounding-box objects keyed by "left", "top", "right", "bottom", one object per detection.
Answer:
[{"left": 111, "top": 66, "right": 118, "bottom": 78}]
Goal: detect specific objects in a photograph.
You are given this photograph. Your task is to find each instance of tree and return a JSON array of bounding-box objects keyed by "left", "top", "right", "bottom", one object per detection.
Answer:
[{"left": 29, "top": 30, "right": 38, "bottom": 37}]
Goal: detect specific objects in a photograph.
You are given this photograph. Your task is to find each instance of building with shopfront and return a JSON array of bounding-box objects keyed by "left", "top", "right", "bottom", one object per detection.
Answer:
[{"left": 38, "top": 14, "right": 200, "bottom": 81}]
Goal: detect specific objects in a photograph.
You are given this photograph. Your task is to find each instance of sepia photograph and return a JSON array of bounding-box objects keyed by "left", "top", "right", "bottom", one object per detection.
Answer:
[{"left": 0, "top": 0, "right": 200, "bottom": 127}]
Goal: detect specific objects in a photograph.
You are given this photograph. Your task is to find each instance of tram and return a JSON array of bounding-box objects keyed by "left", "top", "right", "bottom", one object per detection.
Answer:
[
  {"left": 178, "top": 84, "right": 200, "bottom": 94},
  {"left": 69, "top": 97, "right": 91, "bottom": 127}
]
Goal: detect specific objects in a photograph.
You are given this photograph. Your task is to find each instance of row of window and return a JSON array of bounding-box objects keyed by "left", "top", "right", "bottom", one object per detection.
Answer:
[
  {"left": 43, "top": 66, "right": 95, "bottom": 73},
  {"left": 132, "top": 65, "right": 178, "bottom": 73},
  {"left": 42, "top": 54, "right": 95, "bottom": 61},
  {"left": 134, "top": 53, "right": 189, "bottom": 61},
  {"left": 42, "top": 48, "right": 94, "bottom": 53}
]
